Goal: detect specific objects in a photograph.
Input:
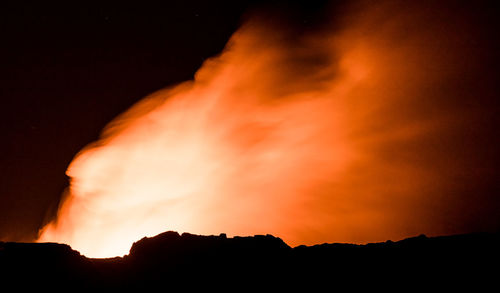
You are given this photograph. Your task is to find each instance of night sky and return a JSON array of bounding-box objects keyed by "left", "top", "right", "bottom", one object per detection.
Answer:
[
  {"left": 1, "top": 0, "right": 498, "bottom": 243},
  {"left": 0, "top": 0, "right": 328, "bottom": 241}
]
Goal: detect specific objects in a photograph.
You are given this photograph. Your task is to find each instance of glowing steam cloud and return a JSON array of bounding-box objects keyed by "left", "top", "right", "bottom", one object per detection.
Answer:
[{"left": 38, "top": 1, "right": 495, "bottom": 257}]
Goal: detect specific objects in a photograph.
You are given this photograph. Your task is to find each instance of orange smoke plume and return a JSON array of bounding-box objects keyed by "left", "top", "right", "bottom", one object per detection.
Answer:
[{"left": 38, "top": 1, "right": 495, "bottom": 257}]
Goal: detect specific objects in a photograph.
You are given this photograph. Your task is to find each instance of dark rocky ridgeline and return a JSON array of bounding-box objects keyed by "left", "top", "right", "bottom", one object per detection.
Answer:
[
  {"left": 1, "top": 232, "right": 498, "bottom": 290},
  {"left": 0, "top": 241, "right": 98, "bottom": 289},
  {"left": 95, "top": 231, "right": 292, "bottom": 288}
]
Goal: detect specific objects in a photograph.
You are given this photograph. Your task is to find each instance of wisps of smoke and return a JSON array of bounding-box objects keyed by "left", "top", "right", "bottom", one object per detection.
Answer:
[{"left": 39, "top": 1, "right": 499, "bottom": 257}]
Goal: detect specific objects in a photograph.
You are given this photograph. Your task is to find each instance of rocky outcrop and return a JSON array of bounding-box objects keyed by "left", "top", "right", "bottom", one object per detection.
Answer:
[{"left": 1, "top": 232, "right": 498, "bottom": 290}]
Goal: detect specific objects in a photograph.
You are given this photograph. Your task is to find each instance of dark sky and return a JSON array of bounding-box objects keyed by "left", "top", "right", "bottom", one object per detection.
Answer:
[
  {"left": 0, "top": 0, "right": 498, "bottom": 242},
  {"left": 0, "top": 0, "right": 332, "bottom": 241}
]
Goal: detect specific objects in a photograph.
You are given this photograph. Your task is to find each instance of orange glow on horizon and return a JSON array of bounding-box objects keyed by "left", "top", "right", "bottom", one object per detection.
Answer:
[{"left": 38, "top": 1, "right": 484, "bottom": 257}]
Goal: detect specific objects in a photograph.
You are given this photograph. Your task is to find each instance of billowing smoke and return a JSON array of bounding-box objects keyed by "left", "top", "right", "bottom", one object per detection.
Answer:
[{"left": 38, "top": 1, "right": 499, "bottom": 257}]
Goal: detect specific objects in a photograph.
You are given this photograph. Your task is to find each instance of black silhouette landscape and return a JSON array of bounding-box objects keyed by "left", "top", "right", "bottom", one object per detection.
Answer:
[
  {"left": 1, "top": 231, "right": 498, "bottom": 290},
  {"left": 1, "top": 2, "right": 498, "bottom": 291}
]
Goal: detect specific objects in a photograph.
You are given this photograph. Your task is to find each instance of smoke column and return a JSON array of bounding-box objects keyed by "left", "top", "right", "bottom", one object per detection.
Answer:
[{"left": 38, "top": 1, "right": 499, "bottom": 257}]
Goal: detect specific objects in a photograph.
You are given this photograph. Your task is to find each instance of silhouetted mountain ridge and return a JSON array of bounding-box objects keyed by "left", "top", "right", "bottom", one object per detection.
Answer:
[{"left": 1, "top": 231, "right": 498, "bottom": 289}]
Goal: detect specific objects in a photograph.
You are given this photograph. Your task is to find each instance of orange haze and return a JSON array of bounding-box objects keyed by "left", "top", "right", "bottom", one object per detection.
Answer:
[{"left": 38, "top": 1, "right": 494, "bottom": 257}]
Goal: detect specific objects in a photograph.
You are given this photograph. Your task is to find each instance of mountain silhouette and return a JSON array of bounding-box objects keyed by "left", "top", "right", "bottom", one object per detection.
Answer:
[{"left": 1, "top": 231, "right": 498, "bottom": 290}]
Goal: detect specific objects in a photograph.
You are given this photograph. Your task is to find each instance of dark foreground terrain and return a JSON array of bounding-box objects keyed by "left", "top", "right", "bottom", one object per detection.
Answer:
[{"left": 1, "top": 231, "right": 498, "bottom": 290}]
